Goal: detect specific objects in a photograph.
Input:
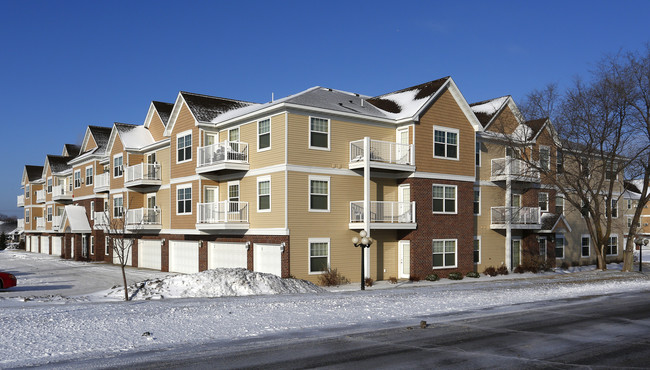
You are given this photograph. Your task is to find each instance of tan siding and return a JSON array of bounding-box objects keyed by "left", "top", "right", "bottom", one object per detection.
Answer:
[
  {"left": 170, "top": 104, "right": 198, "bottom": 179},
  {"left": 477, "top": 141, "right": 507, "bottom": 182},
  {"left": 247, "top": 172, "right": 285, "bottom": 229},
  {"left": 475, "top": 185, "right": 506, "bottom": 271},
  {"left": 157, "top": 147, "right": 171, "bottom": 185},
  {"left": 170, "top": 180, "right": 199, "bottom": 229},
  {"left": 157, "top": 188, "right": 171, "bottom": 229},
  {"left": 149, "top": 113, "right": 166, "bottom": 142},
  {"left": 109, "top": 136, "right": 125, "bottom": 190},
  {"left": 415, "top": 89, "right": 476, "bottom": 177},
  {"left": 86, "top": 134, "right": 98, "bottom": 151},
  {"left": 236, "top": 113, "right": 286, "bottom": 169},
  {"left": 488, "top": 106, "right": 520, "bottom": 135}
]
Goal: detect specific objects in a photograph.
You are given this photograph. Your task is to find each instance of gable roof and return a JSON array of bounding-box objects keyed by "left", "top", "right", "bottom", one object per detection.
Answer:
[
  {"left": 114, "top": 122, "right": 155, "bottom": 149},
  {"left": 539, "top": 213, "right": 572, "bottom": 233},
  {"left": 152, "top": 101, "right": 174, "bottom": 125},
  {"left": 366, "top": 77, "right": 450, "bottom": 119},
  {"left": 525, "top": 118, "right": 549, "bottom": 140},
  {"left": 182, "top": 91, "right": 256, "bottom": 122},
  {"left": 470, "top": 96, "right": 509, "bottom": 128},
  {"left": 24, "top": 165, "right": 44, "bottom": 183},
  {"left": 44, "top": 155, "right": 72, "bottom": 176},
  {"left": 61, "top": 205, "right": 91, "bottom": 233},
  {"left": 62, "top": 144, "right": 81, "bottom": 158}
]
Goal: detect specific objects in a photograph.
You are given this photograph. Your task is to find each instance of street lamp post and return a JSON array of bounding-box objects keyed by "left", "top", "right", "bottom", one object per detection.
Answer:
[
  {"left": 634, "top": 237, "right": 649, "bottom": 272},
  {"left": 352, "top": 230, "right": 373, "bottom": 290}
]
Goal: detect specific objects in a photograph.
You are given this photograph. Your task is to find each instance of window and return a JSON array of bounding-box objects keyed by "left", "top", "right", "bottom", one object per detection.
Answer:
[
  {"left": 433, "top": 239, "right": 457, "bottom": 268},
  {"left": 309, "top": 117, "right": 329, "bottom": 150},
  {"left": 607, "top": 235, "right": 618, "bottom": 256},
  {"left": 475, "top": 141, "right": 481, "bottom": 166},
  {"left": 228, "top": 181, "right": 240, "bottom": 213},
  {"left": 540, "top": 146, "right": 550, "bottom": 171},
  {"left": 309, "top": 176, "right": 329, "bottom": 211},
  {"left": 309, "top": 238, "right": 330, "bottom": 274},
  {"left": 68, "top": 176, "right": 73, "bottom": 192},
  {"left": 74, "top": 170, "right": 81, "bottom": 188},
  {"left": 26, "top": 185, "right": 30, "bottom": 198},
  {"left": 258, "top": 118, "right": 271, "bottom": 150},
  {"left": 433, "top": 127, "right": 458, "bottom": 159},
  {"left": 555, "top": 235, "right": 565, "bottom": 259},
  {"left": 229, "top": 127, "right": 239, "bottom": 142},
  {"left": 432, "top": 185, "right": 456, "bottom": 214},
  {"left": 556, "top": 150, "right": 564, "bottom": 174},
  {"left": 177, "top": 184, "right": 192, "bottom": 215},
  {"left": 538, "top": 192, "right": 549, "bottom": 212},
  {"left": 257, "top": 177, "right": 271, "bottom": 212},
  {"left": 627, "top": 216, "right": 640, "bottom": 228},
  {"left": 113, "top": 195, "right": 123, "bottom": 218},
  {"left": 105, "top": 236, "right": 110, "bottom": 255},
  {"left": 473, "top": 237, "right": 481, "bottom": 264},
  {"left": 177, "top": 132, "right": 192, "bottom": 163},
  {"left": 85, "top": 166, "right": 93, "bottom": 186},
  {"left": 555, "top": 194, "right": 564, "bottom": 214},
  {"left": 47, "top": 177, "right": 52, "bottom": 193},
  {"left": 581, "top": 235, "right": 591, "bottom": 257},
  {"left": 26, "top": 209, "right": 30, "bottom": 223},
  {"left": 580, "top": 158, "right": 590, "bottom": 177},
  {"left": 90, "top": 236, "right": 95, "bottom": 255},
  {"left": 539, "top": 238, "right": 547, "bottom": 257},
  {"left": 627, "top": 199, "right": 633, "bottom": 209},
  {"left": 605, "top": 164, "right": 617, "bottom": 180},
  {"left": 610, "top": 199, "right": 618, "bottom": 218},
  {"left": 47, "top": 206, "right": 52, "bottom": 222},
  {"left": 473, "top": 188, "right": 480, "bottom": 215},
  {"left": 113, "top": 155, "right": 123, "bottom": 178}
]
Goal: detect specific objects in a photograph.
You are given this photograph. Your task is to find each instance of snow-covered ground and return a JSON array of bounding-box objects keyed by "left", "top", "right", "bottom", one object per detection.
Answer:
[{"left": 1, "top": 250, "right": 649, "bottom": 368}]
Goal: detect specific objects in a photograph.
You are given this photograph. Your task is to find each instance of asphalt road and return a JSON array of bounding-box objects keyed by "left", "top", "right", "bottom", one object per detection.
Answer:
[{"left": 71, "top": 288, "right": 650, "bottom": 369}]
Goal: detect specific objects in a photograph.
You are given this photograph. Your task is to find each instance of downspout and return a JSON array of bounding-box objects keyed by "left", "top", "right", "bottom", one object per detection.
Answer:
[{"left": 364, "top": 136, "right": 371, "bottom": 279}]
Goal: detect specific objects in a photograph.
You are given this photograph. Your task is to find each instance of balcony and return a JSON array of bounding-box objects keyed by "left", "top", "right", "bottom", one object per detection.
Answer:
[
  {"left": 491, "top": 158, "right": 540, "bottom": 183},
  {"left": 125, "top": 163, "right": 161, "bottom": 187},
  {"left": 196, "top": 201, "right": 249, "bottom": 230},
  {"left": 36, "top": 190, "right": 46, "bottom": 204},
  {"left": 349, "top": 201, "right": 417, "bottom": 230},
  {"left": 36, "top": 217, "right": 45, "bottom": 231},
  {"left": 93, "top": 211, "right": 109, "bottom": 229},
  {"left": 126, "top": 208, "right": 162, "bottom": 230},
  {"left": 17, "top": 195, "right": 24, "bottom": 207},
  {"left": 52, "top": 215, "right": 63, "bottom": 231},
  {"left": 52, "top": 185, "right": 73, "bottom": 203},
  {"left": 349, "top": 139, "right": 415, "bottom": 172},
  {"left": 94, "top": 173, "right": 110, "bottom": 192},
  {"left": 490, "top": 207, "right": 542, "bottom": 229},
  {"left": 17, "top": 218, "right": 24, "bottom": 230},
  {"left": 196, "top": 141, "right": 249, "bottom": 174}
]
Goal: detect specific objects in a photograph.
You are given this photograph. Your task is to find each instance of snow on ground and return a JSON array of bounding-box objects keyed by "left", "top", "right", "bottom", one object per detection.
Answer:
[{"left": 1, "top": 249, "right": 649, "bottom": 368}]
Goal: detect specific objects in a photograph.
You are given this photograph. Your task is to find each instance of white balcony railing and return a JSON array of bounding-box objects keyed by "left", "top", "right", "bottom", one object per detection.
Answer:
[
  {"left": 36, "top": 190, "right": 46, "bottom": 203},
  {"left": 17, "top": 218, "right": 24, "bottom": 230},
  {"left": 94, "top": 173, "right": 110, "bottom": 191},
  {"left": 93, "top": 212, "right": 109, "bottom": 227},
  {"left": 36, "top": 217, "right": 45, "bottom": 231},
  {"left": 197, "top": 201, "right": 249, "bottom": 224},
  {"left": 126, "top": 208, "right": 162, "bottom": 226},
  {"left": 491, "top": 207, "right": 541, "bottom": 226},
  {"left": 17, "top": 195, "right": 24, "bottom": 207},
  {"left": 491, "top": 158, "right": 540, "bottom": 181},
  {"left": 125, "top": 163, "right": 161, "bottom": 184},
  {"left": 52, "top": 185, "right": 72, "bottom": 199},
  {"left": 350, "top": 201, "right": 416, "bottom": 224},
  {"left": 350, "top": 139, "right": 414, "bottom": 166},
  {"left": 52, "top": 215, "right": 62, "bottom": 231},
  {"left": 197, "top": 141, "right": 249, "bottom": 168}
]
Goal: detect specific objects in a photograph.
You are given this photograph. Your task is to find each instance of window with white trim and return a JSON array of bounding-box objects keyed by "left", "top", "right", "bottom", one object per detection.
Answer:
[
  {"left": 538, "top": 192, "right": 549, "bottom": 212},
  {"left": 433, "top": 239, "right": 457, "bottom": 268},
  {"left": 610, "top": 198, "right": 618, "bottom": 218},
  {"left": 539, "top": 237, "right": 547, "bottom": 257},
  {"left": 606, "top": 235, "right": 618, "bottom": 256},
  {"left": 26, "top": 209, "right": 30, "bottom": 223},
  {"left": 74, "top": 170, "right": 81, "bottom": 189},
  {"left": 177, "top": 132, "right": 192, "bottom": 163},
  {"left": 627, "top": 199, "right": 633, "bottom": 209},
  {"left": 555, "top": 194, "right": 564, "bottom": 214},
  {"left": 432, "top": 184, "right": 456, "bottom": 214},
  {"left": 258, "top": 118, "right": 271, "bottom": 151},
  {"left": 90, "top": 236, "right": 95, "bottom": 255},
  {"left": 473, "top": 188, "right": 480, "bottom": 215},
  {"left": 47, "top": 177, "right": 52, "bottom": 193},
  {"left": 309, "top": 117, "right": 330, "bottom": 150},
  {"left": 556, "top": 150, "right": 564, "bottom": 174},
  {"left": 105, "top": 236, "right": 110, "bottom": 255},
  {"left": 433, "top": 127, "right": 458, "bottom": 159},
  {"left": 475, "top": 141, "right": 480, "bottom": 166},
  {"left": 555, "top": 235, "right": 565, "bottom": 259},
  {"left": 177, "top": 184, "right": 192, "bottom": 215},
  {"left": 229, "top": 127, "right": 239, "bottom": 142},
  {"left": 581, "top": 235, "right": 591, "bottom": 257},
  {"left": 540, "top": 146, "right": 550, "bottom": 171},
  {"left": 309, "top": 238, "right": 330, "bottom": 274},
  {"left": 113, "top": 155, "right": 123, "bottom": 178},
  {"left": 257, "top": 176, "right": 271, "bottom": 212},
  {"left": 26, "top": 185, "right": 30, "bottom": 198},
  {"left": 309, "top": 176, "right": 330, "bottom": 211},
  {"left": 113, "top": 195, "right": 123, "bottom": 218},
  {"left": 85, "top": 166, "right": 93, "bottom": 186},
  {"left": 228, "top": 181, "right": 240, "bottom": 213},
  {"left": 47, "top": 205, "right": 53, "bottom": 222},
  {"left": 473, "top": 236, "right": 481, "bottom": 264}
]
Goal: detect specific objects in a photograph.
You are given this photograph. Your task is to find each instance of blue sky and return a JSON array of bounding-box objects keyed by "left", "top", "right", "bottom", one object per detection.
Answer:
[{"left": 1, "top": 0, "right": 648, "bottom": 217}]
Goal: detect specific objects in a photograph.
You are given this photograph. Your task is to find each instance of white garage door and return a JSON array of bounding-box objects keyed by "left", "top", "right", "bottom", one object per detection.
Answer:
[
  {"left": 169, "top": 241, "right": 199, "bottom": 274},
  {"left": 26, "top": 236, "right": 31, "bottom": 252},
  {"left": 208, "top": 242, "right": 247, "bottom": 269},
  {"left": 112, "top": 239, "right": 133, "bottom": 266},
  {"left": 40, "top": 236, "right": 50, "bottom": 255},
  {"left": 31, "top": 236, "right": 39, "bottom": 253},
  {"left": 138, "top": 239, "right": 162, "bottom": 270},
  {"left": 51, "top": 237, "right": 62, "bottom": 256},
  {"left": 253, "top": 243, "right": 282, "bottom": 277}
]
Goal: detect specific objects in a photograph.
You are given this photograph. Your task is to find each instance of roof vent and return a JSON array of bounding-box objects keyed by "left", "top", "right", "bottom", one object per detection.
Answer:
[
  {"left": 328, "top": 88, "right": 333, "bottom": 92},
  {"left": 349, "top": 100, "right": 353, "bottom": 104},
  {"left": 338, "top": 103, "right": 343, "bottom": 106}
]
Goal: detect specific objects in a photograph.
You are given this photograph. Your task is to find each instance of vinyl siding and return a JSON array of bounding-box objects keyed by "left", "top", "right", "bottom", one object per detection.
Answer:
[{"left": 170, "top": 104, "right": 198, "bottom": 179}]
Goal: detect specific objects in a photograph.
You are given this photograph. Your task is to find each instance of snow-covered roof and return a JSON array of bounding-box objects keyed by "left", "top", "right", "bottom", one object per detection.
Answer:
[
  {"left": 62, "top": 205, "right": 91, "bottom": 233},
  {"left": 115, "top": 123, "right": 155, "bottom": 149},
  {"left": 366, "top": 77, "right": 450, "bottom": 120},
  {"left": 45, "top": 155, "right": 73, "bottom": 175},
  {"left": 181, "top": 91, "right": 256, "bottom": 123},
  {"left": 470, "top": 96, "right": 509, "bottom": 128},
  {"left": 88, "top": 125, "right": 112, "bottom": 153},
  {"left": 152, "top": 101, "right": 174, "bottom": 125}
]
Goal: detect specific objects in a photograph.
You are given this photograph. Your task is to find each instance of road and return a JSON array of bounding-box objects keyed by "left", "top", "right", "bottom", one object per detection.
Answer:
[{"left": 65, "top": 289, "right": 650, "bottom": 369}]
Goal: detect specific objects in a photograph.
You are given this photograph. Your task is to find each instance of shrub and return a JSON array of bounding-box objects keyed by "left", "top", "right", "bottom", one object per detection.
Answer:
[
  {"left": 466, "top": 271, "right": 480, "bottom": 278},
  {"left": 560, "top": 261, "right": 569, "bottom": 269},
  {"left": 409, "top": 275, "right": 421, "bottom": 282},
  {"left": 520, "top": 257, "right": 540, "bottom": 273},
  {"left": 388, "top": 276, "right": 398, "bottom": 284},
  {"left": 483, "top": 266, "right": 497, "bottom": 277},
  {"left": 317, "top": 268, "right": 350, "bottom": 287},
  {"left": 425, "top": 273, "right": 439, "bottom": 281},
  {"left": 496, "top": 265, "right": 509, "bottom": 275},
  {"left": 514, "top": 265, "right": 525, "bottom": 274},
  {"left": 364, "top": 277, "right": 374, "bottom": 287},
  {"left": 448, "top": 272, "right": 463, "bottom": 280}
]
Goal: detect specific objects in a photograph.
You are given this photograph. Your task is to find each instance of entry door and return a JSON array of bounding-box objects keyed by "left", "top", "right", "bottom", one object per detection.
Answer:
[
  {"left": 511, "top": 239, "right": 521, "bottom": 269},
  {"left": 396, "top": 128, "right": 410, "bottom": 164},
  {"left": 398, "top": 184, "right": 411, "bottom": 223},
  {"left": 204, "top": 187, "right": 219, "bottom": 223},
  {"left": 82, "top": 235, "right": 88, "bottom": 258},
  {"left": 398, "top": 240, "right": 410, "bottom": 279}
]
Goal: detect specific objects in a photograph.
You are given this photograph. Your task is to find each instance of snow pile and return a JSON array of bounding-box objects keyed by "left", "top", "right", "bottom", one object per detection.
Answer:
[
  {"left": 106, "top": 268, "right": 325, "bottom": 300},
  {"left": 471, "top": 96, "right": 508, "bottom": 115}
]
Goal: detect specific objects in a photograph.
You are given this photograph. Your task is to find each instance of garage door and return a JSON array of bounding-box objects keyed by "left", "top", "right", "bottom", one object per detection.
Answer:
[
  {"left": 31, "top": 236, "right": 39, "bottom": 253},
  {"left": 26, "top": 236, "right": 31, "bottom": 252},
  {"left": 138, "top": 239, "right": 162, "bottom": 270},
  {"left": 253, "top": 243, "right": 282, "bottom": 277},
  {"left": 169, "top": 241, "right": 199, "bottom": 274},
  {"left": 51, "top": 237, "right": 62, "bottom": 256},
  {"left": 40, "top": 236, "right": 50, "bottom": 255},
  {"left": 112, "top": 239, "right": 133, "bottom": 266},
  {"left": 208, "top": 242, "right": 247, "bottom": 269}
]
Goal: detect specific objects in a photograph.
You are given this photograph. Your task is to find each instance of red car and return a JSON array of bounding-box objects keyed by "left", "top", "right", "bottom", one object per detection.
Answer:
[{"left": 0, "top": 272, "right": 17, "bottom": 289}]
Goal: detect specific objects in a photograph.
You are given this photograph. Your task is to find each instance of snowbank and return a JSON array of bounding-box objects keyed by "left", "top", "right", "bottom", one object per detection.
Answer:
[{"left": 104, "top": 268, "right": 325, "bottom": 300}]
